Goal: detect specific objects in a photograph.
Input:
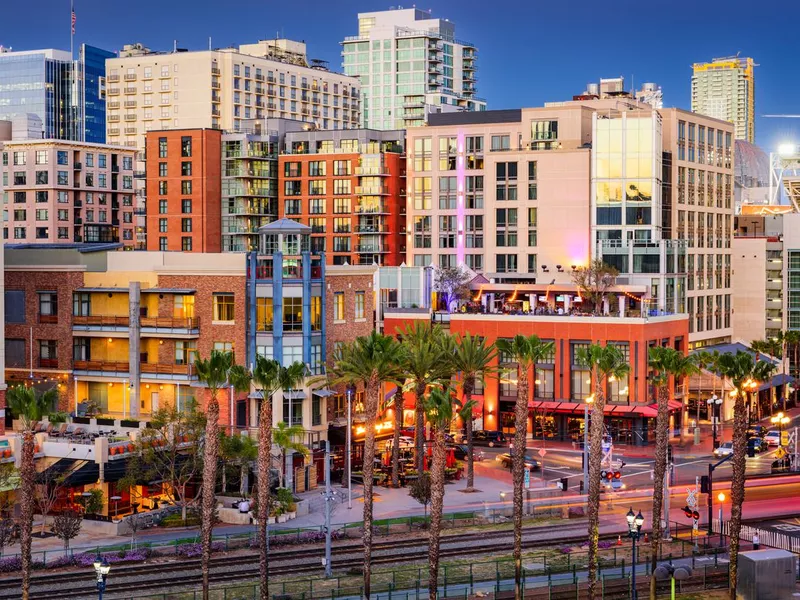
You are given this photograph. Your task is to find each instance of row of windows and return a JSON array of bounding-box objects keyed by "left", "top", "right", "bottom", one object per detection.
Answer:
[
  {"left": 5, "top": 171, "right": 133, "bottom": 189},
  {"left": 2, "top": 151, "right": 132, "bottom": 170}
]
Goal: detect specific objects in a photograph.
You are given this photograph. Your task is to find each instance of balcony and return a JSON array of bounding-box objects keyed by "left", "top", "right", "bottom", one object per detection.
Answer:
[
  {"left": 108, "top": 75, "right": 120, "bottom": 83},
  {"left": 124, "top": 127, "right": 137, "bottom": 135},
  {"left": 355, "top": 245, "right": 387, "bottom": 253},
  {"left": 124, "top": 73, "right": 137, "bottom": 81},
  {"left": 73, "top": 162, "right": 82, "bottom": 170},
  {"left": 140, "top": 363, "right": 192, "bottom": 379},
  {"left": 124, "top": 100, "right": 137, "bottom": 108},
  {"left": 73, "top": 315, "right": 129, "bottom": 332},
  {"left": 73, "top": 360, "right": 130, "bottom": 375},
  {"left": 134, "top": 170, "right": 146, "bottom": 179},
  {"left": 39, "top": 358, "right": 59, "bottom": 369},
  {"left": 355, "top": 166, "right": 389, "bottom": 176},
  {"left": 108, "top": 88, "right": 120, "bottom": 96},
  {"left": 108, "top": 102, "right": 120, "bottom": 109},
  {"left": 211, "top": 67, "right": 221, "bottom": 75},
  {"left": 354, "top": 203, "right": 388, "bottom": 214},
  {"left": 111, "top": 165, "right": 120, "bottom": 173},
  {"left": 354, "top": 224, "right": 388, "bottom": 233},
  {"left": 355, "top": 186, "right": 388, "bottom": 196},
  {"left": 124, "top": 87, "right": 137, "bottom": 95},
  {"left": 140, "top": 316, "right": 200, "bottom": 333},
  {"left": 108, "top": 114, "right": 120, "bottom": 122}
]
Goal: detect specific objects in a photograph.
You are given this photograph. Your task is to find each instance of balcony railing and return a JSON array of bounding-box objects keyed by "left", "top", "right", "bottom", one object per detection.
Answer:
[
  {"left": 141, "top": 363, "right": 190, "bottom": 376},
  {"left": 140, "top": 317, "right": 200, "bottom": 329},
  {"left": 73, "top": 315, "right": 129, "bottom": 327},
  {"left": 38, "top": 314, "right": 58, "bottom": 324},
  {"left": 73, "top": 360, "right": 130, "bottom": 374},
  {"left": 39, "top": 358, "right": 58, "bottom": 368}
]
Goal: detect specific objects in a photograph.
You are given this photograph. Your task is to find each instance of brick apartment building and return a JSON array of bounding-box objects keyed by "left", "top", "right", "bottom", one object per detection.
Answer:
[
  {"left": 145, "top": 129, "right": 222, "bottom": 252},
  {"left": 1, "top": 140, "right": 137, "bottom": 246}
]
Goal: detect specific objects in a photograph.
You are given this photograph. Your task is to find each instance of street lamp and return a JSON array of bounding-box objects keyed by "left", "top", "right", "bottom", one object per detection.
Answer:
[
  {"left": 717, "top": 493, "right": 726, "bottom": 547},
  {"left": 583, "top": 394, "right": 594, "bottom": 493},
  {"left": 626, "top": 508, "right": 645, "bottom": 600},
  {"left": 92, "top": 555, "right": 110, "bottom": 599},
  {"left": 770, "top": 411, "right": 790, "bottom": 448},
  {"left": 706, "top": 395, "right": 722, "bottom": 449}
]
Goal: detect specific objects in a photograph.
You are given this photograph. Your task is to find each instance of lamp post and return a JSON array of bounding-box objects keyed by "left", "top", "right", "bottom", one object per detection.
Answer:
[
  {"left": 92, "top": 555, "right": 110, "bottom": 599},
  {"left": 626, "top": 508, "right": 644, "bottom": 600},
  {"left": 717, "top": 492, "right": 725, "bottom": 547},
  {"left": 706, "top": 394, "right": 722, "bottom": 449},
  {"left": 345, "top": 385, "right": 353, "bottom": 510},
  {"left": 771, "top": 411, "right": 790, "bottom": 448},
  {"left": 583, "top": 394, "right": 594, "bottom": 493}
]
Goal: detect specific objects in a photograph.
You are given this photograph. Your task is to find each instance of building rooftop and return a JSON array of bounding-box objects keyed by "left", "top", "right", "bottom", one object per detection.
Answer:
[
  {"left": 4, "top": 243, "right": 123, "bottom": 253},
  {"left": 258, "top": 218, "right": 311, "bottom": 233},
  {"left": 427, "top": 109, "right": 522, "bottom": 127}
]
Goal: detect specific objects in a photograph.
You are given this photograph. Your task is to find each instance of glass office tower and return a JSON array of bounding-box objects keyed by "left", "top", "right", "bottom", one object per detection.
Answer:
[{"left": 81, "top": 44, "right": 114, "bottom": 143}]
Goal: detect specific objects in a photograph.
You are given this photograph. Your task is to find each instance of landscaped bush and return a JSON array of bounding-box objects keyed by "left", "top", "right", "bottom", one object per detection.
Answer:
[
  {"left": 249, "top": 529, "right": 345, "bottom": 547},
  {"left": 175, "top": 541, "right": 225, "bottom": 557},
  {"left": 161, "top": 513, "right": 201, "bottom": 527}
]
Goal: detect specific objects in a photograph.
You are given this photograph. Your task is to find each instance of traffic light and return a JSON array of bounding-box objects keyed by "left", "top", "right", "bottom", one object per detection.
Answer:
[
  {"left": 682, "top": 505, "right": 693, "bottom": 519},
  {"left": 700, "top": 475, "right": 710, "bottom": 494}
]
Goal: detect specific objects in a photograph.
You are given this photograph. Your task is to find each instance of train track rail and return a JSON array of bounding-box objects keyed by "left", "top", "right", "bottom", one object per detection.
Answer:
[{"left": 0, "top": 522, "right": 603, "bottom": 599}]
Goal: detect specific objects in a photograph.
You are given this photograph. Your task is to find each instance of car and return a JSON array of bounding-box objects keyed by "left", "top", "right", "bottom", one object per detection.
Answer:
[
  {"left": 496, "top": 452, "right": 539, "bottom": 470},
  {"left": 771, "top": 457, "right": 793, "bottom": 474},
  {"left": 713, "top": 441, "right": 733, "bottom": 457},
  {"left": 764, "top": 430, "right": 782, "bottom": 446},
  {"left": 447, "top": 443, "right": 483, "bottom": 462},
  {"left": 472, "top": 430, "right": 507, "bottom": 447},
  {"left": 748, "top": 437, "right": 768, "bottom": 454},
  {"left": 747, "top": 425, "right": 765, "bottom": 439}
]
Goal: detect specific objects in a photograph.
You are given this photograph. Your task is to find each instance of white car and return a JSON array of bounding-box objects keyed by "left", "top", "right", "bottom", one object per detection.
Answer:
[
  {"left": 764, "top": 430, "right": 782, "bottom": 446},
  {"left": 713, "top": 441, "right": 734, "bottom": 457}
]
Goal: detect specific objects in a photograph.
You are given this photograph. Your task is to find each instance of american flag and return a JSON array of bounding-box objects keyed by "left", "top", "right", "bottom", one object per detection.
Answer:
[{"left": 71, "top": 10, "right": 76, "bottom": 35}]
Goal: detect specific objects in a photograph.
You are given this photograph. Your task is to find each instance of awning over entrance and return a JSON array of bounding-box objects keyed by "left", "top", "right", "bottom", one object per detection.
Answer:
[{"left": 529, "top": 400, "right": 658, "bottom": 418}]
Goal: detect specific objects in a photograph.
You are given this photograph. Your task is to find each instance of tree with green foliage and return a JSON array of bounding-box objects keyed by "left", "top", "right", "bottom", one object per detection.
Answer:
[
  {"left": 570, "top": 259, "right": 619, "bottom": 315},
  {"left": 272, "top": 421, "right": 309, "bottom": 489}
]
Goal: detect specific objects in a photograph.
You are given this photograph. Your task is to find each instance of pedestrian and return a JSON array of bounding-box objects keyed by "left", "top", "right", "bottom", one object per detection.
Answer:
[{"left": 753, "top": 532, "right": 760, "bottom": 550}]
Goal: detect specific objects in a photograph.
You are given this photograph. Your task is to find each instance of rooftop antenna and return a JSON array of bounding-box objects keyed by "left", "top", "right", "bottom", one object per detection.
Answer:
[
  {"left": 208, "top": 36, "right": 212, "bottom": 51},
  {"left": 173, "top": 39, "right": 177, "bottom": 53}
]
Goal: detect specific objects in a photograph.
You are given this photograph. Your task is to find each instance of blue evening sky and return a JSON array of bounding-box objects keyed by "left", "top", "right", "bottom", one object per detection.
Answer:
[{"left": 1, "top": 0, "right": 798, "bottom": 150}]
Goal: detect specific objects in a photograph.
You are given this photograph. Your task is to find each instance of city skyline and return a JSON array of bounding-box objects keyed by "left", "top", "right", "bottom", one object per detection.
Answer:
[{"left": 1, "top": 0, "right": 798, "bottom": 150}]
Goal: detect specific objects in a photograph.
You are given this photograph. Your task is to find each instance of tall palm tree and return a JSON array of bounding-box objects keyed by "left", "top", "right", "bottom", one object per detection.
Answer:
[
  {"left": 193, "top": 351, "right": 250, "bottom": 600},
  {"left": 447, "top": 333, "right": 497, "bottom": 490},
  {"left": 495, "top": 335, "right": 555, "bottom": 600},
  {"left": 7, "top": 385, "right": 56, "bottom": 600},
  {"left": 716, "top": 351, "right": 775, "bottom": 599},
  {"left": 251, "top": 356, "right": 305, "bottom": 600},
  {"left": 272, "top": 421, "right": 309, "bottom": 488},
  {"left": 647, "top": 347, "right": 698, "bottom": 600},
  {"left": 783, "top": 330, "right": 800, "bottom": 408},
  {"left": 389, "top": 388, "right": 404, "bottom": 488},
  {"left": 576, "top": 344, "right": 630, "bottom": 600},
  {"left": 399, "top": 322, "right": 451, "bottom": 474},
  {"left": 456, "top": 397, "right": 479, "bottom": 487},
  {"left": 423, "top": 387, "right": 455, "bottom": 600},
  {"left": 328, "top": 332, "right": 404, "bottom": 599}
]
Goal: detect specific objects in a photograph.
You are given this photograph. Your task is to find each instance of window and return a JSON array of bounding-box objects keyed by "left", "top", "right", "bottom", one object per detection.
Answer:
[
  {"left": 181, "top": 136, "right": 192, "bottom": 157},
  {"left": 284, "top": 199, "right": 302, "bottom": 215},
  {"left": 496, "top": 254, "right": 518, "bottom": 273},
  {"left": 39, "top": 340, "right": 57, "bottom": 368},
  {"left": 333, "top": 292, "right": 345, "bottom": 321},
  {"left": 491, "top": 135, "right": 510, "bottom": 151},
  {"left": 181, "top": 199, "right": 192, "bottom": 213},
  {"left": 255, "top": 297, "right": 274, "bottom": 331},
  {"left": 159, "top": 237, "right": 168, "bottom": 251},
  {"left": 57, "top": 151, "right": 68, "bottom": 165},
  {"left": 72, "top": 292, "right": 90, "bottom": 317},
  {"left": 5, "top": 290, "right": 25, "bottom": 324},
  {"left": 13, "top": 151, "right": 26, "bottom": 166},
  {"left": 282, "top": 393, "right": 303, "bottom": 426},
  {"left": 334, "top": 198, "right": 351, "bottom": 213},
  {"left": 283, "top": 297, "right": 302, "bottom": 331},
  {"left": 354, "top": 291, "right": 365, "bottom": 320},
  {"left": 213, "top": 342, "right": 233, "bottom": 353},
  {"left": 213, "top": 294, "right": 235, "bottom": 322},
  {"left": 181, "top": 161, "right": 192, "bottom": 176},
  {"left": 311, "top": 296, "right": 322, "bottom": 331},
  {"left": 173, "top": 295, "right": 195, "bottom": 318},
  {"left": 181, "top": 237, "right": 192, "bottom": 251},
  {"left": 159, "top": 181, "right": 167, "bottom": 195},
  {"left": 531, "top": 120, "right": 558, "bottom": 140},
  {"left": 181, "top": 180, "right": 192, "bottom": 195},
  {"left": 158, "top": 137, "right": 167, "bottom": 158},
  {"left": 309, "top": 180, "right": 326, "bottom": 195},
  {"left": 333, "top": 160, "right": 350, "bottom": 175},
  {"left": 181, "top": 218, "right": 192, "bottom": 233},
  {"left": 159, "top": 199, "right": 168, "bottom": 214},
  {"left": 158, "top": 162, "right": 168, "bottom": 177},
  {"left": 35, "top": 209, "right": 48, "bottom": 221},
  {"left": 35, "top": 151, "right": 48, "bottom": 165},
  {"left": 35, "top": 171, "right": 48, "bottom": 185},
  {"left": 309, "top": 161, "right": 326, "bottom": 176},
  {"left": 309, "top": 198, "right": 325, "bottom": 214},
  {"left": 284, "top": 162, "right": 301, "bottom": 177},
  {"left": 159, "top": 218, "right": 168, "bottom": 233},
  {"left": 14, "top": 172, "right": 27, "bottom": 185},
  {"left": 333, "top": 179, "right": 351, "bottom": 195}
]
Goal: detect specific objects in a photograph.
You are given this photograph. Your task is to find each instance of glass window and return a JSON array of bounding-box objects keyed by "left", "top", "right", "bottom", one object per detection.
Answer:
[
  {"left": 213, "top": 294, "right": 235, "bottom": 322},
  {"left": 256, "top": 297, "right": 273, "bottom": 331},
  {"left": 283, "top": 297, "right": 302, "bottom": 331},
  {"left": 333, "top": 292, "right": 345, "bottom": 321},
  {"left": 355, "top": 291, "right": 365, "bottom": 320}
]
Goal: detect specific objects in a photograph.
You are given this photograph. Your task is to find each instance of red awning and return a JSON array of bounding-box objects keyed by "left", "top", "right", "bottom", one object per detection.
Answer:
[{"left": 647, "top": 400, "right": 683, "bottom": 414}]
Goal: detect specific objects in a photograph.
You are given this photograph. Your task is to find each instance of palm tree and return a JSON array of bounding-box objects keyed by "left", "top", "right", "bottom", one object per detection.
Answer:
[
  {"left": 647, "top": 347, "right": 698, "bottom": 600},
  {"left": 193, "top": 351, "right": 250, "bottom": 600},
  {"left": 272, "top": 421, "right": 309, "bottom": 488},
  {"left": 7, "top": 385, "right": 57, "bottom": 600},
  {"left": 716, "top": 351, "right": 775, "bottom": 599},
  {"left": 783, "top": 330, "right": 800, "bottom": 409},
  {"left": 447, "top": 333, "right": 497, "bottom": 490},
  {"left": 423, "top": 387, "right": 455, "bottom": 600},
  {"left": 251, "top": 356, "right": 305, "bottom": 600},
  {"left": 399, "top": 322, "right": 451, "bottom": 474},
  {"left": 328, "top": 332, "right": 404, "bottom": 600},
  {"left": 576, "top": 344, "right": 630, "bottom": 600},
  {"left": 389, "top": 388, "right": 404, "bottom": 488},
  {"left": 495, "top": 335, "right": 555, "bottom": 600}
]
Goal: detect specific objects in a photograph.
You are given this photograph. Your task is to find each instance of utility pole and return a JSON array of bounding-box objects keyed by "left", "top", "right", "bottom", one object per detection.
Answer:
[{"left": 322, "top": 440, "right": 333, "bottom": 577}]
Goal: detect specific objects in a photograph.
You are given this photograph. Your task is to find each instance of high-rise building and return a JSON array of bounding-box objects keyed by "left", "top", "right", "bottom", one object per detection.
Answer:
[
  {"left": 405, "top": 100, "right": 735, "bottom": 347},
  {"left": 341, "top": 7, "right": 485, "bottom": 130},
  {"left": 278, "top": 128, "right": 406, "bottom": 266},
  {"left": 0, "top": 139, "right": 137, "bottom": 246},
  {"left": 0, "top": 45, "right": 112, "bottom": 143},
  {"left": 691, "top": 56, "right": 755, "bottom": 143}
]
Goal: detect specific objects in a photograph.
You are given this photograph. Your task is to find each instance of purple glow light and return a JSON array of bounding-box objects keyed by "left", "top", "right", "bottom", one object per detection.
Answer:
[{"left": 456, "top": 131, "right": 466, "bottom": 266}]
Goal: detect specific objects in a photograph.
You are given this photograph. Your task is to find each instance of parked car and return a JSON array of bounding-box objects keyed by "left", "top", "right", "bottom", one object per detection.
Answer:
[
  {"left": 713, "top": 441, "right": 733, "bottom": 457},
  {"left": 748, "top": 436, "right": 768, "bottom": 454},
  {"left": 771, "top": 457, "right": 793, "bottom": 474},
  {"left": 472, "top": 430, "right": 507, "bottom": 447},
  {"left": 447, "top": 443, "right": 483, "bottom": 462},
  {"left": 747, "top": 425, "right": 765, "bottom": 438},
  {"left": 496, "top": 452, "right": 539, "bottom": 470},
  {"left": 764, "top": 430, "right": 782, "bottom": 446}
]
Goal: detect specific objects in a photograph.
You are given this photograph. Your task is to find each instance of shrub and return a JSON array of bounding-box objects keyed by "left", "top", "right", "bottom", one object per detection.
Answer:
[{"left": 175, "top": 541, "right": 225, "bottom": 557}]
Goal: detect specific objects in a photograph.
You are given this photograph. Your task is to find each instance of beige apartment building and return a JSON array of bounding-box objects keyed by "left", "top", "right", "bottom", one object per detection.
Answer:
[
  {"left": 106, "top": 40, "right": 361, "bottom": 151},
  {"left": 406, "top": 101, "right": 734, "bottom": 346},
  {"left": 1, "top": 140, "right": 137, "bottom": 246}
]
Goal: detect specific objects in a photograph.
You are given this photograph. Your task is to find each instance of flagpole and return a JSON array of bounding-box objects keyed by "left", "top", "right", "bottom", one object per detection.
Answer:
[{"left": 70, "top": 0, "right": 74, "bottom": 60}]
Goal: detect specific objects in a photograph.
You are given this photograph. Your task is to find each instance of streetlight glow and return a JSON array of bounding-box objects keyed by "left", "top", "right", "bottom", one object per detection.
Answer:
[
  {"left": 778, "top": 143, "right": 796, "bottom": 157},
  {"left": 717, "top": 492, "right": 726, "bottom": 503}
]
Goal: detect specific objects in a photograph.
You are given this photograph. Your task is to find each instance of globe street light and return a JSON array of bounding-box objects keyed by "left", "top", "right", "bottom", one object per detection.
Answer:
[
  {"left": 706, "top": 394, "right": 722, "bottom": 449},
  {"left": 770, "top": 411, "right": 791, "bottom": 448},
  {"left": 717, "top": 492, "right": 726, "bottom": 547},
  {"left": 92, "top": 555, "right": 110, "bottom": 599},
  {"left": 626, "top": 508, "right": 645, "bottom": 600}
]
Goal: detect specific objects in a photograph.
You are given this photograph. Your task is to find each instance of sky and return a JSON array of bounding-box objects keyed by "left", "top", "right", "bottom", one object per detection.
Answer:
[{"left": 1, "top": 0, "right": 799, "bottom": 150}]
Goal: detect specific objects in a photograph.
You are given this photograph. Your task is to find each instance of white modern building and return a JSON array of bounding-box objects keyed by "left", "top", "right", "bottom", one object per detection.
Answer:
[
  {"left": 341, "top": 7, "right": 485, "bottom": 130},
  {"left": 691, "top": 56, "right": 756, "bottom": 143}
]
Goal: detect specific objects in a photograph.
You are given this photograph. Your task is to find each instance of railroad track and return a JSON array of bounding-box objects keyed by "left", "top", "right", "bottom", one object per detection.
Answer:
[{"left": 0, "top": 522, "right": 603, "bottom": 599}]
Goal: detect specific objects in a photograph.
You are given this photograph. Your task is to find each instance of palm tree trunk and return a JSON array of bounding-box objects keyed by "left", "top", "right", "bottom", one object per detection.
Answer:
[
  {"left": 649, "top": 384, "right": 670, "bottom": 600},
  {"left": 361, "top": 376, "right": 381, "bottom": 600},
  {"left": 465, "top": 380, "right": 475, "bottom": 490},
  {"left": 513, "top": 364, "right": 529, "bottom": 600},
  {"left": 414, "top": 383, "right": 426, "bottom": 473},
  {"left": 257, "top": 393, "right": 272, "bottom": 600},
  {"left": 391, "top": 391, "right": 403, "bottom": 488},
  {"left": 428, "top": 426, "right": 446, "bottom": 600},
  {"left": 728, "top": 387, "right": 748, "bottom": 599},
  {"left": 587, "top": 370, "right": 605, "bottom": 600},
  {"left": 201, "top": 390, "right": 221, "bottom": 600},
  {"left": 19, "top": 430, "right": 34, "bottom": 600}
]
